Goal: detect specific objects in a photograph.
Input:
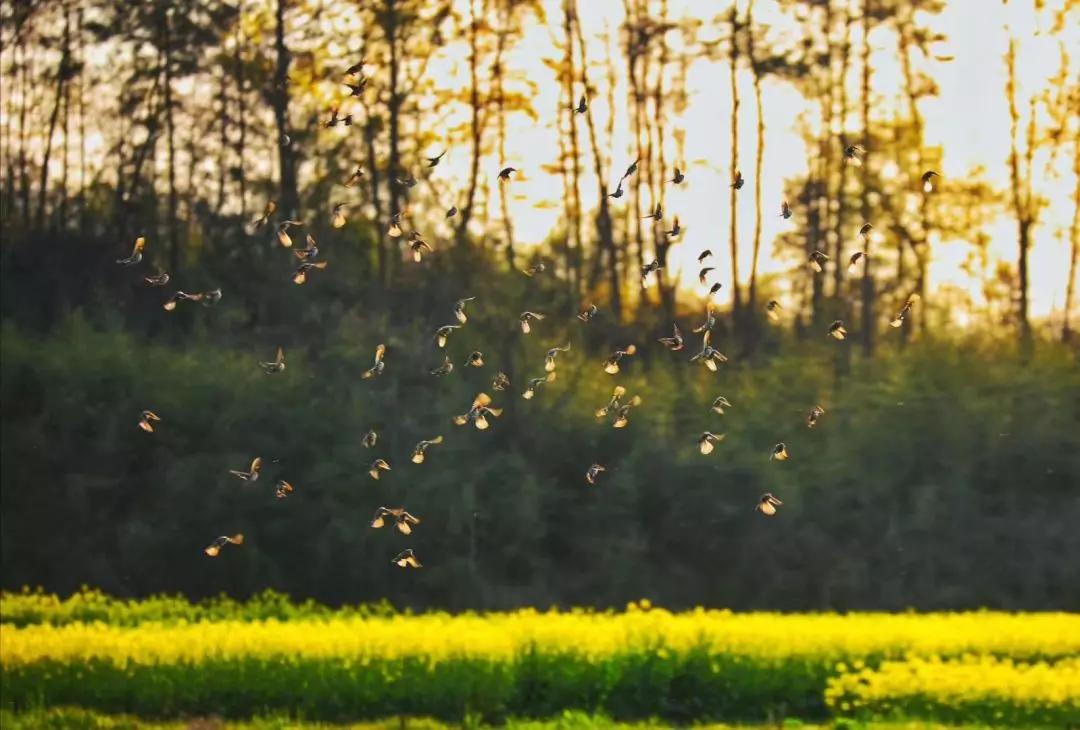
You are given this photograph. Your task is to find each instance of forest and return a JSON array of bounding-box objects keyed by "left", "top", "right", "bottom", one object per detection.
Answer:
[{"left": 1, "top": 0, "right": 1079, "bottom": 615}]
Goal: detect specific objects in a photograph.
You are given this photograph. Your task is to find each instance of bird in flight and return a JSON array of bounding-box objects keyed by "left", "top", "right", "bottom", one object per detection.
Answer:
[
  {"left": 848, "top": 251, "right": 867, "bottom": 273},
  {"left": 809, "top": 249, "right": 829, "bottom": 273},
  {"left": 711, "top": 396, "right": 732, "bottom": 415},
  {"left": 276, "top": 219, "right": 302, "bottom": 248},
  {"left": 331, "top": 203, "right": 348, "bottom": 229},
  {"left": 731, "top": 170, "right": 744, "bottom": 190},
  {"left": 621, "top": 158, "right": 640, "bottom": 180},
  {"left": 658, "top": 323, "right": 684, "bottom": 351},
  {"left": 890, "top": 296, "right": 916, "bottom": 328},
  {"left": 780, "top": 200, "right": 792, "bottom": 219},
  {"left": 641, "top": 258, "right": 663, "bottom": 284},
  {"left": 229, "top": 457, "right": 262, "bottom": 482},
  {"left": 585, "top": 464, "right": 606, "bottom": 484},
  {"left": 521, "top": 261, "right": 545, "bottom": 277},
  {"left": 643, "top": 203, "right": 663, "bottom": 222},
  {"left": 466, "top": 351, "right": 483, "bottom": 369},
  {"left": 544, "top": 343, "right": 571, "bottom": 372},
  {"left": 666, "top": 217, "right": 681, "bottom": 237},
  {"left": 519, "top": 311, "right": 545, "bottom": 334},
  {"left": 368, "top": 458, "right": 391, "bottom": 480},
  {"left": 362, "top": 429, "right": 378, "bottom": 448},
  {"left": 453, "top": 297, "right": 476, "bottom": 324},
  {"left": 690, "top": 331, "right": 728, "bottom": 371},
  {"left": 766, "top": 300, "right": 782, "bottom": 322},
  {"left": 246, "top": 201, "right": 277, "bottom": 234},
  {"left": 452, "top": 392, "right": 503, "bottom": 430},
  {"left": 756, "top": 493, "right": 783, "bottom": 516},
  {"left": 293, "top": 234, "right": 319, "bottom": 262},
  {"left": 698, "top": 267, "right": 715, "bottom": 286},
  {"left": 492, "top": 371, "right": 510, "bottom": 391},
  {"left": 771, "top": 443, "right": 789, "bottom": 461},
  {"left": 137, "top": 410, "right": 161, "bottom": 433},
  {"left": 323, "top": 107, "right": 352, "bottom": 128},
  {"left": 426, "top": 150, "right": 447, "bottom": 167},
  {"left": 429, "top": 355, "right": 454, "bottom": 376},
  {"left": 692, "top": 305, "right": 716, "bottom": 334},
  {"left": 609, "top": 182, "right": 625, "bottom": 199},
  {"left": 843, "top": 144, "right": 865, "bottom": 165},
  {"left": 409, "top": 232, "right": 433, "bottom": 262},
  {"left": 361, "top": 344, "right": 387, "bottom": 379},
  {"left": 669, "top": 167, "right": 685, "bottom": 184},
  {"left": 498, "top": 167, "right": 517, "bottom": 181},
  {"left": 828, "top": 320, "right": 848, "bottom": 340},
  {"left": 698, "top": 431, "right": 725, "bottom": 455},
  {"left": 343, "top": 167, "right": 365, "bottom": 188},
  {"left": 806, "top": 405, "right": 826, "bottom": 428},
  {"left": 435, "top": 324, "right": 462, "bottom": 349},
  {"left": 572, "top": 94, "right": 588, "bottom": 114},
  {"left": 411, "top": 436, "right": 444, "bottom": 464},
  {"left": 603, "top": 344, "right": 637, "bottom": 374},
  {"left": 372, "top": 507, "right": 421, "bottom": 535},
  {"left": 292, "top": 260, "right": 328, "bottom": 285},
  {"left": 577, "top": 304, "right": 599, "bottom": 322},
  {"left": 204, "top": 534, "right": 243, "bottom": 557},
  {"left": 391, "top": 548, "right": 422, "bottom": 568},
  {"left": 116, "top": 236, "right": 145, "bottom": 266},
  {"left": 274, "top": 480, "right": 294, "bottom": 499},
  {"left": 260, "top": 347, "right": 286, "bottom": 374},
  {"left": 921, "top": 170, "right": 940, "bottom": 193},
  {"left": 144, "top": 271, "right": 170, "bottom": 286},
  {"left": 522, "top": 373, "right": 555, "bottom": 400},
  {"left": 446, "top": 206, "right": 458, "bottom": 218},
  {"left": 611, "top": 394, "right": 643, "bottom": 429}
]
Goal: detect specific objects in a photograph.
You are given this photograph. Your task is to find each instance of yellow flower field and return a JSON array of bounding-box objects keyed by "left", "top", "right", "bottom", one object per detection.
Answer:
[{"left": 1, "top": 593, "right": 1077, "bottom": 726}]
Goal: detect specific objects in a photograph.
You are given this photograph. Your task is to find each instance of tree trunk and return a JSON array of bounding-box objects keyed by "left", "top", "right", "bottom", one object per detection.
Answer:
[
  {"left": 494, "top": 5, "right": 515, "bottom": 269},
  {"left": 274, "top": 0, "right": 299, "bottom": 219},
  {"left": 898, "top": 11, "right": 928, "bottom": 336},
  {"left": 1005, "top": 38, "right": 1031, "bottom": 342},
  {"left": 562, "top": 18, "right": 584, "bottom": 298},
  {"left": 1064, "top": 133, "right": 1078, "bottom": 342},
  {"left": 456, "top": 0, "right": 483, "bottom": 250},
  {"left": 35, "top": 8, "right": 70, "bottom": 230},
  {"left": 161, "top": 11, "right": 179, "bottom": 274},
  {"left": 727, "top": 4, "right": 742, "bottom": 332},
  {"left": 232, "top": 6, "right": 247, "bottom": 218},
  {"left": 746, "top": 0, "right": 765, "bottom": 341},
  {"left": 833, "top": 6, "right": 853, "bottom": 303},
  {"left": 859, "top": 0, "right": 875, "bottom": 356},
  {"left": 653, "top": 0, "right": 674, "bottom": 320},
  {"left": 569, "top": 0, "right": 620, "bottom": 320}
]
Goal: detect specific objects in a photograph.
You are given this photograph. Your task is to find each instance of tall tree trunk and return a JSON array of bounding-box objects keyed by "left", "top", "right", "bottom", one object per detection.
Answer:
[
  {"left": 76, "top": 5, "right": 87, "bottom": 228},
  {"left": 1005, "top": 37, "right": 1031, "bottom": 343},
  {"left": 727, "top": 4, "right": 742, "bottom": 332},
  {"left": 385, "top": 6, "right": 403, "bottom": 287},
  {"left": 456, "top": 0, "right": 483, "bottom": 250},
  {"left": 624, "top": 1, "right": 645, "bottom": 298},
  {"left": 746, "top": 0, "right": 765, "bottom": 340},
  {"left": 859, "top": 0, "right": 875, "bottom": 356},
  {"left": 18, "top": 42, "right": 32, "bottom": 227},
  {"left": 562, "top": 23, "right": 584, "bottom": 298},
  {"left": 898, "top": 11, "right": 928, "bottom": 336},
  {"left": 833, "top": 4, "right": 853, "bottom": 302},
  {"left": 570, "top": 0, "right": 620, "bottom": 320},
  {"left": 35, "top": 7, "right": 70, "bottom": 229},
  {"left": 232, "top": 6, "right": 247, "bottom": 218},
  {"left": 161, "top": 11, "right": 179, "bottom": 274},
  {"left": 653, "top": 0, "right": 674, "bottom": 320},
  {"left": 216, "top": 67, "right": 228, "bottom": 215},
  {"left": 274, "top": 0, "right": 299, "bottom": 219},
  {"left": 1064, "top": 135, "right": 1079, "bottom": 343},
  {"left": 494, "top": 4, "right": 514, "bottom": 269}
]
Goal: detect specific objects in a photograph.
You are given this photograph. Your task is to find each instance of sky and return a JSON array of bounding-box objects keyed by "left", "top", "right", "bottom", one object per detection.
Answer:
[{"left": 428, "top": 0, "right": 1077, "bottom": 321}]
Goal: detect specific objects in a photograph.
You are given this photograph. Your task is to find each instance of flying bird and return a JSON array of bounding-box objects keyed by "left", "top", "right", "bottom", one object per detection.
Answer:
[
  {"left": 409, "top": 232, "right": 433, "bottom": 262},
  {"left": 292, "top": 260, "right": 328, "bottom": 285},
  {"left": 498, "top": 167, "right": 517, "bottom": 181},
  {"left": 711, "top": 396, "right": 732, "bottom": 415},
  {"left": 452, "top": 392, "right": 503, "bottom": 430},
  {"left": 843, "top": 144, "right": 865, "bottom": 165},
  {"left": 163, "top": 291, "right": 202, "bottom": 311},
  {"left": 544, "top": 343, "right": 571, "bottom": 372},
  {"left": 246, "top": 200, "right": 277, "bottom": 234},
  {"left": 396, "top": 174, "right": 418, "bottom": 189},
  {"left": 643, "top": 203, "right": 663, "bottom": 221},
  {"left": 204, "top": 534, "right": 243, "bottom": 557},
  {"left": 611, "top": 395, "right": 642, "bottom": 428},
  {"left": 521, "top": 261, "right": 546, "bottom": 277},
  {"left": 276, "top": 219, "right": 302, "bottom": 248},
  {"left": 144, "top": 272, "right": 170, "bottom": 286},
  {"left": 621, "top": 158, "right": 640, "bottom": 180},
  {"left": 658, "top": 323, "right": 684, "bottom": 351},
  {"left": 577, "top": 304, "right": 599, "bottom": 322},
  {"left": 274, "top": 480, "right": 294, "bottom": 499},
  {"left": 921, "top": 170, "right": 940, "bottom": 193},
  {"left": 229, "top": 457, "right": 262, "bottom": 482},
  {"left": 809, "top": 249, "right": 829, "bottom": 272},
  {"left": 756, "top": 493, "right": 783, "bottom": 516},
  {"left": 411, "top": 436, "right": 444, "bottom": 464},
  {"left": 343, "top": 167, "right": 365, "bottom": 188},
  {"left": 453, "top": 297, "right": 475, "bottom": 324},
  {"left": 848, "top": 251, "right": 867, "bottom": 273},
  {"left": 585, "top": 464, "right": 606, "bottom": 484},
  {"left": 890, "top": 297, "right": 916, "bottom": 328},
  {"left": 666, "top": 217, "right": 681, "bottom": 237},
  {"left": 766, "top": 300, "right": 782, "bottom": 322},
  {"left": 828, "top": 320, "right": 848, "bottom": 340},
  {"left": 692, "top": 306, "right": 716, "bottom": 334},
  {"left": 368, "top": 458, "right": 391, "bottom": 480},
  {"left": 519, "top": 311, "right": 545, "bottom": 334},
  {"left": 293, "top": 234, "right": 319, "bottom": 262},
  {"left": 595, "top": 385, "right": 629, "bottom": 419},
  {"left": 429, "top": 355, "right": 454, "bottom": 376},
  {"left": 445, "top": 206, "right": 458, "bottom": 218},
  {"left": 137, "top": 410, "right": 161, "bottom": 433},
  {"left": 858, "top": 222, "right": 873, "bottom": 241},
  {"left": 573, "top": 94, "right": 588, "bottom": 114},
  {"left": 344, "top": 59, "right": 366, "bottom": 76},
  {"left": 435, "top": 324, "right": 462, "bottom": 348},
  {"left": 522, "top": 373, "right": 556, "bottom": 400},
  {"left": 602, "top": 344, "right": 637, "bottom": 374},
  {"left": 641, "top": 258, "right": 663, "bottom": 284},
  {"left": 260, "top": 347, "right": 286, "bottom": 374},
  {"left": 771, "top": 443, "right": 789, "bottom": 461},
  {"left": 426, "top": 150, "right": 447, "bottom": 167},
  {"left": 344, "top": 78, "right": 367, "bottom": 96},
  {"left": 698, "top": 431, "right": 725, "bottom": 455},
  {"left": 362, "top": 429, "right": 378, "bottom": 448},
  {"left": 391, "top": 548, "right": 422, "bottom": 568},
  {"left": 323, "top": 107, "right": 352, "bottom": 127},
  {"left": 331, "top": 203, "right": 348, "bottom": 229},
  {"left": 690, "top": 331, "right": 728, "bottom": 371},
  {"left": 608, "top": 182, "right": 625, "bottom": 199},
  {"left": 731, "top": 170, "right": 744, "bottom": 189},
  {"left": 361, "top": 343, "right": 387, "bottom": 379},
  {"left": 669, "top": 167, "right": 685, "bottom": 184},
  {"left": 372, "top": 507, "right": 421, "bottom": 535},
  {"left": 388, "top": 213, "right": 404, "bottom": 238},
  {"left": 466, "top": 351, "right": 484, "bottom": 367},
  {"left": 698, "top": 250, "right": 713, "bottom": 263},
  {"left": 708, "top": 282, "right": 723, "bottom": 299},
  {"left": 116, "top": 236, "right": 146, "bottom": 266},
  {"left": 492, "top": 371, "right": 510, "bottom": 391},
  {"left": 806, "top": 405, "right": 826, "bottom": 428},
  {"left": 780, "top": 200, "right": 792, "bottom": 219}
]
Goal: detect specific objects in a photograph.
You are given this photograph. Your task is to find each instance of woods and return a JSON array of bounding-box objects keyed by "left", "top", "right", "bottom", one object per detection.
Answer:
[{"left": 1, "top": 0, "right": 1078, "bottom": 612}]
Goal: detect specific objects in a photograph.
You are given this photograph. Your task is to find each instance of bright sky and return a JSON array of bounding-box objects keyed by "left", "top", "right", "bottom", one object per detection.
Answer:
[{"left": 430, "top": 0, "right": 1077, "bottom": 320}]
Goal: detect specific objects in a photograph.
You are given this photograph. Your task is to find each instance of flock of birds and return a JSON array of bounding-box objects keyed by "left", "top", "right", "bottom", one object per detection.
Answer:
[{"left": 117, "top": 57, "right": 935, "bottom": 570}]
